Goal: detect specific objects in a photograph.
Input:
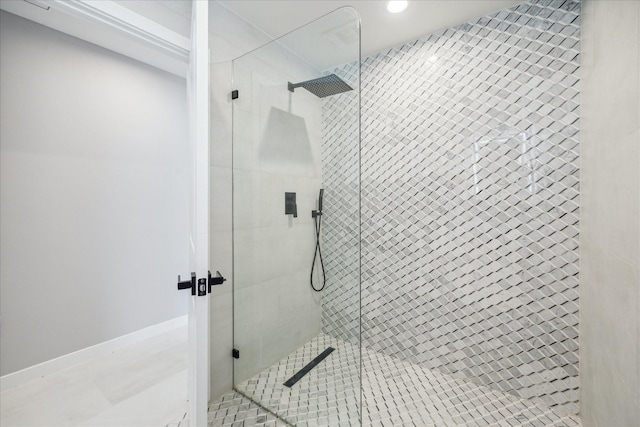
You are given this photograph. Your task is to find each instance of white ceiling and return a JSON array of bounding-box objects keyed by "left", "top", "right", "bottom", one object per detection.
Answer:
[
  {"left": 219, "top": 0, "right": 525, "bottom": 58},
  {"left": 99, "top": 0, "right": 529, "bottom": 60},
  {"left": 0, "top": 0, "right": 191, "bottom": 76},
  {"left": 117, "top": 0, "right": 192, "bottom": 37},
  {"left": 0, "top": 0, "right": 526, "bottom": 76}
]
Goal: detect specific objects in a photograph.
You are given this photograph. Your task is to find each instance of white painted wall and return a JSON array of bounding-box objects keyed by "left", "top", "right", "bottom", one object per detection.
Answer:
[
  {"left": 0, "top": 11, "right": 190, "bottom": 376},
  {"left": 580, "top": 1, "right": 640, "bottom": 425}
]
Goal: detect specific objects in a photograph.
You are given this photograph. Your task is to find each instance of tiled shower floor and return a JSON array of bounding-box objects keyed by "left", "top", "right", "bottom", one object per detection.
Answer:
[
  {"left": 202, "top": 334, "right": 582, "bottom": 427},
  {"left": 234, "top": 334, "right": 360, "bottom": 426}
]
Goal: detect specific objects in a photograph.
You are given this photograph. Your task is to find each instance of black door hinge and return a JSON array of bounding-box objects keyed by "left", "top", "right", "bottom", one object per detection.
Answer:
[
  {"left": 177, "top": 273, "right": 196, "bottom": 295},
  {"left": 231, "top": 90, "right": 239, "bottom": 99},
  {"left": 232, "top": 348, "right": 240, "bottom": 359},
  {"left": 208, "top": 270, "right": 226, "bottom": 293}
]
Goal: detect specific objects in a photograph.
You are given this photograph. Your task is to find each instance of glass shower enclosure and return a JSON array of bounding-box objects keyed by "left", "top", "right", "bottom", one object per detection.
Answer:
[{"left": 231, "top": 7, "right": 361, "bottom": 426}]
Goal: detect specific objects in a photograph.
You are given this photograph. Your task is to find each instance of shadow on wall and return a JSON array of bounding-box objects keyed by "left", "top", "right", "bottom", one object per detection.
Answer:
[{"left": 260, "top": 107, "right": 313, "bottom": 165}]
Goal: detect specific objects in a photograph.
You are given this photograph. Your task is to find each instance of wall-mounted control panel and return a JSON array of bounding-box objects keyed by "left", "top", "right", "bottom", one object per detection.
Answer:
[{"left": 285, "top": 192, "right": 297, "bottom": 218}]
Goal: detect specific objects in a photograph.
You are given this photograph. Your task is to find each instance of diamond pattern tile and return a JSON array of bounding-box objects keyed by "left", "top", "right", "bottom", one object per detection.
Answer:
[
  {"left": 235, "top": 334, "right": 361, "bottom": 427},
  {"left": 362, "top": 344, "right": 581, "bottom": 427},
  {"left": 322, "top": 0, "right": 580, "bottom": 415},
  {"left": 197, "top": 334, "right": 581, "bottom": 426},
  {"left": 320, "top": 60, "right": 361, "bottom": 347},
  {"left": 207, "top": 393, "right": 289, "bottom": 427}
]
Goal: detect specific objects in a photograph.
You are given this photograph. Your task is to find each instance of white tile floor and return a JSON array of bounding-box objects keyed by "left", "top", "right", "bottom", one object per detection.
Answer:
[
  {"left": 0, "top": 326, "right": 188, "bottom": 427},
  {"left": 235, "top": 334, "right": 360, "bottom": 426},
  {"left": 205, "top": 334, "right": 582, "bottom": 427},
  {"left": 362, "top": 348, "right": 581, "bottom": 427},
  {"left": 1, "top": 327, "right": 582, "bottom": 427}
]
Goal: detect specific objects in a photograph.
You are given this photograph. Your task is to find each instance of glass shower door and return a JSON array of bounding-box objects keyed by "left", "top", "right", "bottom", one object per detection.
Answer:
[{"left": 231, "top": 8, "right": 361, "bottom": 426}]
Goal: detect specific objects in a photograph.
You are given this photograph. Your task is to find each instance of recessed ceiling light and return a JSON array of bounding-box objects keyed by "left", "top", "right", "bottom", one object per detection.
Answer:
[{"left": 387, "top": 1, "right": 408, "bottom": 14}]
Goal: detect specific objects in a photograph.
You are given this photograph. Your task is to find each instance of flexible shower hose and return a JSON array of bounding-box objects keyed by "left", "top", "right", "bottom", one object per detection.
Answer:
[{"left": 310, "top": 213, "right": 326, "bottom": 292}]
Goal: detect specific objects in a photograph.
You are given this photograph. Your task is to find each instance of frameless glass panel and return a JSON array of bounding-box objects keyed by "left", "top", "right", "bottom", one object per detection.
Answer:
[{"left": 232, "top": 7, "right": 360, "bottom": 426}]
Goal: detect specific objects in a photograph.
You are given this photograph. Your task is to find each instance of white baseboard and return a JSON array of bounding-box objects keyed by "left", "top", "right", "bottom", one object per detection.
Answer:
[{"left": 0, "top": 315, "right": 187, "bottom": 392}]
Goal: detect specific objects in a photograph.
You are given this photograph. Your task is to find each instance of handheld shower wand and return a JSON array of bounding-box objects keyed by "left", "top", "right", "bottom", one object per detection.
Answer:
[{"left": 311, "top": 189, "right": 325, "bottom": 292}]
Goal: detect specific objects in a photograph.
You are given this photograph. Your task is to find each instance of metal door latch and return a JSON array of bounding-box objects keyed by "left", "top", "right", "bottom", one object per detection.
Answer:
[
  {"left": 178, "top": 271, "right": 226, "bottom": 296},
  {"left": 198, "top": 278, "right": 207, "bottom": 296}
]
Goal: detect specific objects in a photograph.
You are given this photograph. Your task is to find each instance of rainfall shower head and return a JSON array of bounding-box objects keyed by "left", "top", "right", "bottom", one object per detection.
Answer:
[{"left": 288, "top": 74, "right": 352, "bottom": 98}]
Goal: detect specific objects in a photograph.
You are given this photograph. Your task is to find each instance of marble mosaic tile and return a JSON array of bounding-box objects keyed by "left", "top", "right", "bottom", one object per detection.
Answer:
[
  {"left": 322, "top": 0, "right": 581, "bottom": 415},
  {"left": 234, "top": 334, "right": 360, "bottom": 427},
  {"left": 201, "top": 334, "right": 581, "bottom": 426}
]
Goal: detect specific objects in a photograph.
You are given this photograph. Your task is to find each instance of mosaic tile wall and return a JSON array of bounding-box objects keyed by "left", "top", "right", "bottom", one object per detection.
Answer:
[
  {"left": 320, "top": 65, "right": 361, "bottom": 347},
  {"left": 322, "top": 0, "right": 580, "bottom": 415}
]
